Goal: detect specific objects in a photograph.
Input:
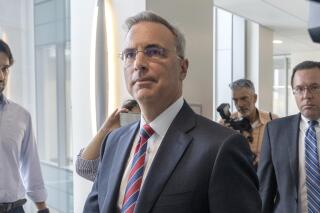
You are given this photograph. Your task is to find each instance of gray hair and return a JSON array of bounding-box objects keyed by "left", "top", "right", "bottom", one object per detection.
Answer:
[
  {"left": 229, "top": 79, "right": 255, "bottom": 92},
  {"left": 124, "top": 11, "right": 186, "bottom": 59}
]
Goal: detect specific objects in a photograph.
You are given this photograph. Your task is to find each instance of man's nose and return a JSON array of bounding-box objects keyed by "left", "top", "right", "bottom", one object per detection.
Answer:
[
  {"left": 237, "top": 100, "right": 245, "bottom": 107},
  {"left": 301, "top": 88, "right": 313, "bottom": 99},
  {"left": 133, "top": 51, "right": 148, "bottom": 71}
]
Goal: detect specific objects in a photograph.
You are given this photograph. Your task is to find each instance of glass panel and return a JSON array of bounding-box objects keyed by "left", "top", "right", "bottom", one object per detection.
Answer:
[
  {"left": 215, "top": 8, "right": 232, "bottom": 120},
  {"left": 65, "top": 41, "right": 72, "bottom": 170},
  {"left": 216, "top": 50, "right": 232, "bottom": 105},
  {"left": 214, "top": 7, "right": 246, "bottom": 119},
  {"left": 216, "top": 8, "right": 232, "bottom": 50},
  {"left": 273, "top": 56, "right": 288, "bottom": 117},
  {"left": 232, "top": 15, "right": 245, "bottom": 80},
  {"left": 34, "top": 0, "right": 56, "bottom": 25},
  {"left": 34, "top": 0, "right": 73, "bottom": 212},
  {"left": 36, "top": 44, "right": 59, "bottom": 165}
]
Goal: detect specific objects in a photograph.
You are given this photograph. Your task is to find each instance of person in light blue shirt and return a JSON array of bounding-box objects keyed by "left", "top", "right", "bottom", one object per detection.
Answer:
[{"left": 0, "top": 39, "right": 49, "bottom": 213}]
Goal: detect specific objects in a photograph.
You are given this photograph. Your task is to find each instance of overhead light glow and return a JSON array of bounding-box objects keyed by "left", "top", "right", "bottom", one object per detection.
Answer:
[{"left": 273, "top": 40, "right": 283, "bottom": 44}]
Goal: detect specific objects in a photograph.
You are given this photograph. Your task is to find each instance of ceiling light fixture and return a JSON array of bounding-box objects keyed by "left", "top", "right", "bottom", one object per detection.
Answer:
[{"left": 273, "top": 40, "right": 283, "bottom": 44}]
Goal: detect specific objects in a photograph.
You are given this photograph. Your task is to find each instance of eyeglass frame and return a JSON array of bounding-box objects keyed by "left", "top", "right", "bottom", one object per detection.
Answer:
[
  {"left": 119, "top": 45, "right": 183, "bottom": 63},
  {"left": 292, "top": 84, "right": 320, "bottom": 96}
]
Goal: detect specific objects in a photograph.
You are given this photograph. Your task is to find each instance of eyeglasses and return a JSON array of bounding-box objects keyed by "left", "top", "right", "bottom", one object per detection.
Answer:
[
  {"left": 0, "top": 65, "right": 9, "bottom": 74},
  {"left": 292, "top": 84, "right": 320, "bottom": 95},
  {"left": 120, "top": 45, "right": 181, "bottom": 63}
]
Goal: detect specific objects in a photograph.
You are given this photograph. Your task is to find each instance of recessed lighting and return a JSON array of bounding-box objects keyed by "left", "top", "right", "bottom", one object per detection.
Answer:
[{"left": 273, "top": 40, "right": 283, "bottom": 44}]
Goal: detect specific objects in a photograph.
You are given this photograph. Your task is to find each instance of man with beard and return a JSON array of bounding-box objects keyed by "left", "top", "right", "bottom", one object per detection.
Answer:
[
  {"left": 0, "top": 39, "right": 48, "bottom": 213},
  {"left": 220, "top": 79, "right": 278, "bottom": 167}
]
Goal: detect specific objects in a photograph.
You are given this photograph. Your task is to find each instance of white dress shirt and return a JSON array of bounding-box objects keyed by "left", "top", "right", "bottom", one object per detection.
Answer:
[
  {"left": 0, "top": 95, "right": 47, "bottom": 203},
  {"left": 117, "top": 96, "right": 184, "bottom": 209},
  {"left": 298, "top": 115, "right": 320, "bottom": 213}
]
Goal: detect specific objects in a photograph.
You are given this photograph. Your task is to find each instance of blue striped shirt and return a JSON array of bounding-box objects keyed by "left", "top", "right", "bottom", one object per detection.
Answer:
[
  {"left": 0, "top": 94, "right": 47, "bottom": 202},
  {"left": 75, "top": 148, "right": 99, "bottom": 181}
]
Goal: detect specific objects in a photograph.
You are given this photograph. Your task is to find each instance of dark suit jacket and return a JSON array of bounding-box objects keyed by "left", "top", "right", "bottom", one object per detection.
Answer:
[
  {"left": 258, "top": 114, "right": 301, "bottom": 213},
  {"left": 84, "top": 101, "right": 261, "bottom": 213}
]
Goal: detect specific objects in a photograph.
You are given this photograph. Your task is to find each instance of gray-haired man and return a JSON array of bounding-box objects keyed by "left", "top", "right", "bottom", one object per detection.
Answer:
[
  {"left": 219, "top": 79, "right": 278, "bottom": 167},
  {"left": 84, "top": 11, "right": 261, "bottom": 213}
]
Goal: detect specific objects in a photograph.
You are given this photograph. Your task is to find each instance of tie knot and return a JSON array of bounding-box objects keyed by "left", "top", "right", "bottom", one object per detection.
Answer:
[
  {"left": 140, "top": 124, "right": 155, "bottom": 139},
  {"left": 309, "top": 120, "right": 319, "bottom": 127}
]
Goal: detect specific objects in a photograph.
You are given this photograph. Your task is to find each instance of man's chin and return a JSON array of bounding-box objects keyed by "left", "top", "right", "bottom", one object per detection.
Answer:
[
  {"left": 239, "top": 112, "right": 249, "bottom": 118},
  {"left": 134, "top": 89, "right": 154, "bottom": 100},
  {"left": 136, "top": 95, "right": 153, "bottom": 102},
  {"left": 302, "top": 110, "right": 320, "bottom": 120}
]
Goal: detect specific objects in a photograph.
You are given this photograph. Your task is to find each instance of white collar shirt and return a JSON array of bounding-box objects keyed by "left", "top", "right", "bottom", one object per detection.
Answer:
[
  {"left": 0, "top": 94, "right": 47, "bottom": 203},
  {"left": 117, "top": 96, "right": 184, "bottom": 209},
  {"left": 298, "top": 115, "right": 320, "bottom": 213}
]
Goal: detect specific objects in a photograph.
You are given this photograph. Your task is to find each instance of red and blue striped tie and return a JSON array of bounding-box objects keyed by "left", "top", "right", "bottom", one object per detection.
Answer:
[{"left": 121, "top": 124, "right": 154, "bottom": 213}]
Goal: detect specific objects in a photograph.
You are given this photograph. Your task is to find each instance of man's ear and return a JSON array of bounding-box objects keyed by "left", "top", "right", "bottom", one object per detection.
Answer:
[
  {"left": 254, "top": 93, "right": 257, "bottom": 103},
  {"left": 179, "top": 58, "right": 189, "bottom": 80}
]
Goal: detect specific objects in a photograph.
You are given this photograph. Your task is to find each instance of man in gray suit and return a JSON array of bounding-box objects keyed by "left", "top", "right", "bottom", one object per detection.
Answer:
[
  {"left": 83, "top": 11, "right": 261, "bottom": 213},
  {"left": 258, "top": 60, "right": 320, "bottom": 213}
]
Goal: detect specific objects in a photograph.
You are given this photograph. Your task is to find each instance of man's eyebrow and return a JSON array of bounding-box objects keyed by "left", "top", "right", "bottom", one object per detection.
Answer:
[
  {"left": 309, "top": 83, "right": 320, "bottom": 86},
  {"left": 294, "top": 83, "right": 320, "bottom": 87},
  {"left": 0, "top": 65, "right": 10, "bottom": 69},
  {"left": 123, "top": 47, "right": 135, "bottom": 51},
  {"left": 145, "top": 44, "right": 162, "bottom": 48}
]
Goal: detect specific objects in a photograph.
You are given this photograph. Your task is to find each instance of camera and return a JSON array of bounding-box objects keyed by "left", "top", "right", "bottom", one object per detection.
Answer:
[
  {"left": 308, "top": 0, "right": 320, "bottom": 43},
  {"left": 217, "top": 103, "right": 253, "bottom": 143}
]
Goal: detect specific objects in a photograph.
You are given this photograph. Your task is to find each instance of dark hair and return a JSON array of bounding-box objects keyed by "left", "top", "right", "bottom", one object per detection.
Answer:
[
  {"left": 122, "top": 99, "right": 139, "bottom": 111},
  {"left": 0, "top": 39, "right": 14, "bottom": 66},
  {"left": 291, "top": 61, "right": 320, "bottom": 87},
  {"left": 125, "top": 11, "right": 186, "bottom": 59},
  {"left": 229, "top": 79, "right": 255, "bottom": 92}
]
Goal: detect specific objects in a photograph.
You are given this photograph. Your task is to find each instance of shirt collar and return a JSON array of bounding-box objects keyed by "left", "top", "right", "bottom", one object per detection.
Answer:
[
  {"left": 140, "top": 96, "right": 184, "bottom": 137},
  {"left": 257, "top": 109, "right": 270, "bottom": 125},
  {"left": 0, "top": 94, "right": 8, "bottom": 106},
  {"left": 301, "top": 114, "right": 320, "bottom": 127}
]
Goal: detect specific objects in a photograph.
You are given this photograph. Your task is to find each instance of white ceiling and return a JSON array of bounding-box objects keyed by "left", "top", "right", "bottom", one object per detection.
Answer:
[{"left": 214, "top": 0, "right": 319, "bottom": 55}]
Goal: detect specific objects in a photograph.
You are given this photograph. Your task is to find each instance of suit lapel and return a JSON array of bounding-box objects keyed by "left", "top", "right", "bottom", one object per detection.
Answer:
[
  {"left": 286, "top": 114, "right": 301, "bottom": 193},
  {"left": 101, "top": 122, "right": 140, "bottom": 212},
  {"left": 135, "top": 102, "right": 196, "bottom": 213}
]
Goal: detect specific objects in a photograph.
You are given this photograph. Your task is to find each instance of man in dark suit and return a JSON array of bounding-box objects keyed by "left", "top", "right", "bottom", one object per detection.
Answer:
[
  {"left": 258, "top": 60, "right": 320, "bottom": 213},
  {"left": 83, "top": 11, "right": 261, "bottom": 213}
]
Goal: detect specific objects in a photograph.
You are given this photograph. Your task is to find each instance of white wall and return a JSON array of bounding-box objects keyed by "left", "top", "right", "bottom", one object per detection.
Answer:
[
  {"left": 246, "top": 22, "right": 260, "bottom": 92},
  {"left": 291, "top": 51, "right": 320, "bottom": 68},
  {"left": 70, "top": 0, "right": 96, "bottom": 212},
  {"left": 247, "top": 23, "right": 274, "bottom": 112},
  {"left": 258, "top": 26, "right": 273, "bottom": 111},
  {"left": 147, "top": 0, "right": 214, "bottom": 118}
]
